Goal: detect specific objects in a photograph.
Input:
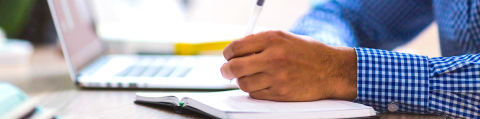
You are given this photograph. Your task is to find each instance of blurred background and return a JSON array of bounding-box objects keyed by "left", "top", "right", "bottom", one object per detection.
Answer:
[
  {"left": 0, "top": 0, "right": 440, "bottom": 78},
  {"left": 0, "top": 0, "right": 311, "bottom": 44},
  {"left": 0, "top": 0, "right": 441, "bottom": 83}
]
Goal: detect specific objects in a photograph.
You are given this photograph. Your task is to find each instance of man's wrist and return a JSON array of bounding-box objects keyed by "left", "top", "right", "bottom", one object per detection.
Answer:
[{"left": 329, "top": 46, "right": 358, "bottom": 100}]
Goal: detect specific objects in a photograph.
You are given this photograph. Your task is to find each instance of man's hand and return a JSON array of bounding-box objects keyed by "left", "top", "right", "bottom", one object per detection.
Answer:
[{"left": 221, "top": 30, "right": 357, "bottom": 101}]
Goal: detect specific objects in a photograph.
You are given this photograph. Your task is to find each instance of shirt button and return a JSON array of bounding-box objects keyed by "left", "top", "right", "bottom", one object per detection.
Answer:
[{"left": 388, "top": 102, "right": 399, "bottom": 112}]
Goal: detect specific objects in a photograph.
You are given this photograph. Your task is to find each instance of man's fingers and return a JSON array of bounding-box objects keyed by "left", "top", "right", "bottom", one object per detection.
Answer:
[
  {"left": 220, "top": 53, "right": 269, "bottom": 79},
  {"left": 249, "top": 83, "right": 298, "bottom": 102},
  {"left": 223, "top": 34, "right": 266, "bottom": 61},
  {"left": 237, "top": 73, "right": 272, "bottom": 93},
  {"left": 248, "top": 88, "right": 278, "bottom": 101},
  {"left": 223, "top": 31, "right": 287, "bottom": 61}
]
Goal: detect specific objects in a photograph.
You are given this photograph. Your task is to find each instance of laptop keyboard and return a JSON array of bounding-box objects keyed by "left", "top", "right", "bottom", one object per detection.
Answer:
[{"left": 114, "top": 57, "right": 195, "bottom": 78}]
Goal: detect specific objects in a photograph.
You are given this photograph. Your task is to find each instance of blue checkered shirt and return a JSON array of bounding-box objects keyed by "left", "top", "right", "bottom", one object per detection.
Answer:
[{"left": 291, "top": 0, "right": 480, "bottom": 118}]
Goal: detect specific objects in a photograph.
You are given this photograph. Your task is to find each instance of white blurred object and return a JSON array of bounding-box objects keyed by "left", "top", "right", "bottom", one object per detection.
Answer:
[
  {"left": 0, "top": 28, "right": 5, "bottom": 47},
  {"left": 91, "top": 0, "right": 186, "bottom": 23},
  {"left": 0, "top": 39, "right": 34, "bottom": 67},
  {"left": 98, "top": 21, "right": 272, "bottom": 54}
]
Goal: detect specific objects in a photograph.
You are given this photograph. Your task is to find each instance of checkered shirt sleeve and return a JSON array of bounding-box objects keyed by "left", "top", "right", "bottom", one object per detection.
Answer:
[{"left": 355, "top": 48, "right": 480, "bottom": 118}]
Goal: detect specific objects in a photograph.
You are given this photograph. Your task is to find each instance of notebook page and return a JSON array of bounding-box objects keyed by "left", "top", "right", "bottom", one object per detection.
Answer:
[
  {"left": 137, "top": 92, "right": 215, "bottom": 100},
  {"left": 186, "top": 90, "right": 372, "bottom": 113},
  {"left": 136, "top": 92, "right": 209, "bottom": 105}
]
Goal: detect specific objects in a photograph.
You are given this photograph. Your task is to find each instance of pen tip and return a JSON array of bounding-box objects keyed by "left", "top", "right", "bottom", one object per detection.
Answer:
[{"left": 257, "top": 0, "right": 265, "bottom": 6}]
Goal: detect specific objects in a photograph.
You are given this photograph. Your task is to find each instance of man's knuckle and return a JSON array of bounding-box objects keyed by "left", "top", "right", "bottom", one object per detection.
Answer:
[
  {"left": 273, "top": 30, "right": 289, "bottom": 37},
  {"left": 223, "top": 51, "right": 229, "bottom": 59},
  {"left": 274, "top": 70, "right": 293, "bottom": 82},
  {"left": 271, "top": 30, "right": 283, "bottom": 34},
  {"left": 277, "top": 71, "right": 289, "bottom": 81},
  {"left": 263, "top": 31, "right": 281, "bottom": 42},
  {"left": 228, "top": 60, "right": 243, "bottom": 76},
  {"left": 270, "top": 50, "right": 290, "bottom": 66},
  {"left": 229, "top": 41, "right": 242, "bottom": 55},
  {"left": 267, "top": 30, "right": 281, "bottom": 36},
  {"left": 276, "top": 51, "right": 288, "bottom": 60},
  {"left": 276, "top": 87, "right": 290, "bottom": 96}
]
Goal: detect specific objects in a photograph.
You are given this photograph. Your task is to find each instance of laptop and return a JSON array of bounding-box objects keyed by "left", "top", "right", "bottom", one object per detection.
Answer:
[{"left": 47, "top": 0, "right": 238, "bottom": 89}]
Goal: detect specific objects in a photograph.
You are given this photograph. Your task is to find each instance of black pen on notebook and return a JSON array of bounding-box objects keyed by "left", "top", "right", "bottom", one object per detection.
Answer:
[{"left": 231, "top": 0, "right": 265, "bottom": 83}]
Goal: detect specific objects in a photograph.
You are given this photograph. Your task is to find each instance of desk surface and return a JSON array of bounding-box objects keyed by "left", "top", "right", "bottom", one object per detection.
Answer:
[{"left": 0, "top": 45, "right": 445, "bottom": 119}]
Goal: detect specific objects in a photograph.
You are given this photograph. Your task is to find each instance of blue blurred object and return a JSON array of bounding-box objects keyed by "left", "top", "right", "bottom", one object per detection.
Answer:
[
  {"left": 310, "top": 0, "right": 330, "bottom": 7},
  {"left": 0, "top": 82, "right": 29, "bottom": 116}
]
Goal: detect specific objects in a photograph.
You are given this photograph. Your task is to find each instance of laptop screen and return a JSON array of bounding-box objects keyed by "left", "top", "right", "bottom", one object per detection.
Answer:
[{"left": 49, "top": 0, "right": 103, "bottom": 74}]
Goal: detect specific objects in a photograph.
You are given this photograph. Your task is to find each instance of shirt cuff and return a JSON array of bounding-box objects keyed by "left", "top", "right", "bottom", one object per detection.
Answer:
[{"left": 353, "top": 48, "right": 431, "bottom": 114}]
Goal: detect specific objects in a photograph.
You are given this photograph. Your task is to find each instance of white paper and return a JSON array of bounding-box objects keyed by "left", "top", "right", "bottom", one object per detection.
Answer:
[{"left": 184, "top": 90, "right": 370, "bottom": 113}]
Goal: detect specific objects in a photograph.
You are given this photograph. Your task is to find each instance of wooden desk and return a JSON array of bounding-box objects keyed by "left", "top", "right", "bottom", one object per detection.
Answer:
[{"left": 0, "top": 45, "right": 445, "bottom": 119}]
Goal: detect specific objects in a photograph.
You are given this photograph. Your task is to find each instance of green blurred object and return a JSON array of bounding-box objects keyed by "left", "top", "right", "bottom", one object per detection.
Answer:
[{"left": 0, "top": 0, "right": 35, "bottom": 37}]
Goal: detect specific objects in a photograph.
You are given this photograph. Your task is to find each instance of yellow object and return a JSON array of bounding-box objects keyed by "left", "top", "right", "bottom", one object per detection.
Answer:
[{"left": 175, "top": 40, "right": 233, "bottom": 55}]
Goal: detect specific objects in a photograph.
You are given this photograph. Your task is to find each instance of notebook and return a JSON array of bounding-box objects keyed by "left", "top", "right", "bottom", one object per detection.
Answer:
[{"left": 134, "top": 90, "right": 377, "bottom": 119}]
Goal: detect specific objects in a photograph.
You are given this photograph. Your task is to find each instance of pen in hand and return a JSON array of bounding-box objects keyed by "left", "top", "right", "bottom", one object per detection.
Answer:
[
  {"left": 231, "top": 0, "right": 265, "bottom": 83},
  {"left": 244, "top": 0, "right": 265, "bottom": 36}
]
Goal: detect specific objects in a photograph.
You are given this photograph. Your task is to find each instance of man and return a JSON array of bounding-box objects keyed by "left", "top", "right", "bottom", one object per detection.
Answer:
[{"left": 220, "top": 0, "right": 479, "bottom": 118}]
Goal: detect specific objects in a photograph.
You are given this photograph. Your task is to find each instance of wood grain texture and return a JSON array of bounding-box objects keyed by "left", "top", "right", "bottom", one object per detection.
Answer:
[{"left": 0, "top": 45, "right": 445, "bottom": 119}]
